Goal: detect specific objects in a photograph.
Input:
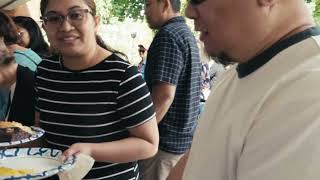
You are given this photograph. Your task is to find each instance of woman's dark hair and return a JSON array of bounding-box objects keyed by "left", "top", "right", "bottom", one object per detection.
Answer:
[
  {"left": 13, "top": 16, "right": 50, "bottom": 57},
  {"left": 0, "top": 10, "right": 19, "bottom": 45},
  {"left": 40, "top": 0, "right": 127, "bottom": 59},
  {"left": 40, "top": 0, "right": 97, "bottom": 16}
]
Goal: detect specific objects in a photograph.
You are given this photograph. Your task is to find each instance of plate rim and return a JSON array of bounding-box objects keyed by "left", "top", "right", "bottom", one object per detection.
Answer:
[
  {"left": 0, "top": 126, "right": 45, "bottom": 147},
  {"left": 0, "top": 147, "right": 76, "bottom": 180}
]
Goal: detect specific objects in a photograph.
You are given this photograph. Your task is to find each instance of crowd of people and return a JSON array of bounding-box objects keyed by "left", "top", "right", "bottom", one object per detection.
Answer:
[{"left": 1, "top": 0, "right": 320, "bottom": 180}]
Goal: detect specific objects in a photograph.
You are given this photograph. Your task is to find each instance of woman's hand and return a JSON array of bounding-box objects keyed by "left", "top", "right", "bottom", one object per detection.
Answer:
[{"left": 61, "top": 143, "right": 93, "bottom": 161}]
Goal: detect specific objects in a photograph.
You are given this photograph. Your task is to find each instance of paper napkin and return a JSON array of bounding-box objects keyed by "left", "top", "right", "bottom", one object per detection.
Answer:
[{"left": 58, "top": 153, "right": 95, "bottom": 180}]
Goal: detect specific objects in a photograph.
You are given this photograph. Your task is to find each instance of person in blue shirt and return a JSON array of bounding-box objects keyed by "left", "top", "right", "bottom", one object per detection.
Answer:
[{"left": 11, "top": 47, "right": 42, "bottom": 71}]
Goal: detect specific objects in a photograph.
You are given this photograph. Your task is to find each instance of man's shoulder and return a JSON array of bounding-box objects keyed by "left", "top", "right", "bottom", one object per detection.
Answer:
[
  {"left": 162, "top": 24, "right": 191, "bottom": 35},
  {"left": 159, "top": 17, "right": 192, "bottom": 37},
  {"left": 154, "top": 25, "right": 196, "bottom": 50}
]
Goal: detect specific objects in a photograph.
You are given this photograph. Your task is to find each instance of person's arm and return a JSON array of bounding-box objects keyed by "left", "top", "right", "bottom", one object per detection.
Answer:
[
  {"left": 147, "top": 33, "right": 183, "bottom": 123},
  {"left": 152, "top": 82, "right": 176, "bottom": 123},
  {"left": 31, "top": 75, "right": 46, "bottom": 147},
  {"left": 167, "top": 151, "right": 190, "bottom": 180},
  {"left": 62, "top": 116, "right": 159, "bottom": 163},
  {"left": 34, "top": 111, "right": 40, "bottom": 127},
  {"left": 34, "top": 75, "right": 41, "bottom": 127}
]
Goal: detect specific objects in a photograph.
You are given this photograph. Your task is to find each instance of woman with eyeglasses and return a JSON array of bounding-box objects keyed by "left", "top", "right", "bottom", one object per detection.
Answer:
[
  {"left": 13, "top": 16, "right": 50, "bottom": 58},
  {"left": 36, "top": 0, "right": 159, "bottom": 179}
]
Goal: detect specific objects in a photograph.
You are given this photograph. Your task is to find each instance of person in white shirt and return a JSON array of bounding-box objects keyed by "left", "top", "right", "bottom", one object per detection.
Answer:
[{"left": 168, "top": 0, "right": 320, "bottom": 180}]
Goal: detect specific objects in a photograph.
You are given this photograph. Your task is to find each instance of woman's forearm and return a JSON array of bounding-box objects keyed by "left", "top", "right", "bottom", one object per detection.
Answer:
[
  {"left": 63, "top": 118, "right": 159, "bottom": 163},
  {"left": 82, "top": 137, "right": 158, "bottom": 163}
]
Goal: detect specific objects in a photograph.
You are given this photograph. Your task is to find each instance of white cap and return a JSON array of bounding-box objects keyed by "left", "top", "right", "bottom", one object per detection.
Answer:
[{"left": 0, "top": 0, "right": 31, "bottom": 10}]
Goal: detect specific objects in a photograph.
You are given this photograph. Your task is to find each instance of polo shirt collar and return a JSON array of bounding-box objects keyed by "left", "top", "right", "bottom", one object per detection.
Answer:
[
  {"left": 237, "top": 27, "right": 320, "bottom": 78},
  {"left": 163, "top": 16, "right": 185, "bottom": 27}
]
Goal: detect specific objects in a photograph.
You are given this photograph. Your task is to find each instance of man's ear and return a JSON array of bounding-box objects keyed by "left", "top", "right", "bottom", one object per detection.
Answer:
[
  {"left": 257, "top": 0, "right": 276, "bottom": 6},
  {"left": 94, "top": 16, "right": 100, "bottom": 32},
  {"left": 160, "top": 0, "right": 170, "bottom": 12}
]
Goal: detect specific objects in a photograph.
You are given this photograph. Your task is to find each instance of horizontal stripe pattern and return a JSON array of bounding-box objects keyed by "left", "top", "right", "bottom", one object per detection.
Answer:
[{"left": 35, "top": 54, "right": 155, "bottom": 179}]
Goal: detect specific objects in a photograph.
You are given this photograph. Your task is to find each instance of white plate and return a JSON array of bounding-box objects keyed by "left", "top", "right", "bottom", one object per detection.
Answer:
[
  {"left": 0, "top": 147, "right": 76, "bottom": 180},
  {"left": 0, "top": 0, "right": 30, "bottom": 10},
  {"left": 0, "top": 126, "right": 45, "bottom": 147}
]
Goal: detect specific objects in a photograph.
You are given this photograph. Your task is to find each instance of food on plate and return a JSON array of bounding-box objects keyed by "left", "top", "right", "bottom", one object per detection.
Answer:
[
  {"left": 0, "top": 121, "right": 34, "bottom": 142},
  {"left": 0, "top": 166, "right": 34, "bottom": 176}
]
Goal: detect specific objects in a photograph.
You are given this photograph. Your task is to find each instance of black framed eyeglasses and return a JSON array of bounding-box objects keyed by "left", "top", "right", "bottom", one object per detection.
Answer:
[
  {"left": 189, "top": 0, "right": 206, "bottom": 5},
  {"left": 41, "top": 9, "right": 93, "bottom": 28}
]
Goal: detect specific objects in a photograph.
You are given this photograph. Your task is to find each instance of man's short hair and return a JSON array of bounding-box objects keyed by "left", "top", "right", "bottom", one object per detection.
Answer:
[
  {"left": 158, "top": 0, "right": 180, "bottom": 13},
  {"left": 170, "top": 0, "right": 181, "bottom": 13},
  {"left": 138, "top": 44, "right": 147, "bottom": 50}
]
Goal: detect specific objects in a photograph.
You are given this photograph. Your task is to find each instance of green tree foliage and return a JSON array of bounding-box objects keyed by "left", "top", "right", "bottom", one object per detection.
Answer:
[
  {"left": 96, "top": 0, "right": 188, "bottom": 23},
  {"left": 110, "top": 0, "right": 145, "bottom": 21},
  {"left": 313, "top": 0, "right": 320, "bottom": 24},
  {"left": 96, "top": 0, "right": 113, "bottom": 24},
  {"left": 96, "top": 0, "right": 144, "bottom": 23},
  {"left": 97, "top": 0, "right": 319, "bottom": 24}
]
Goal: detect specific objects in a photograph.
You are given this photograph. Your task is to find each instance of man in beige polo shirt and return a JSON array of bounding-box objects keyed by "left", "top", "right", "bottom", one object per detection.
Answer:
[{"left": 172, "top": 0, "right": 320, "bottom": 180}]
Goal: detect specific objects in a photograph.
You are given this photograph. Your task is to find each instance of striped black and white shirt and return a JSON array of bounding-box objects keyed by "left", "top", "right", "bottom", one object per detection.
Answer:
[{"left": 35, "top": 54, "right": 156, "bottom": 180}]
